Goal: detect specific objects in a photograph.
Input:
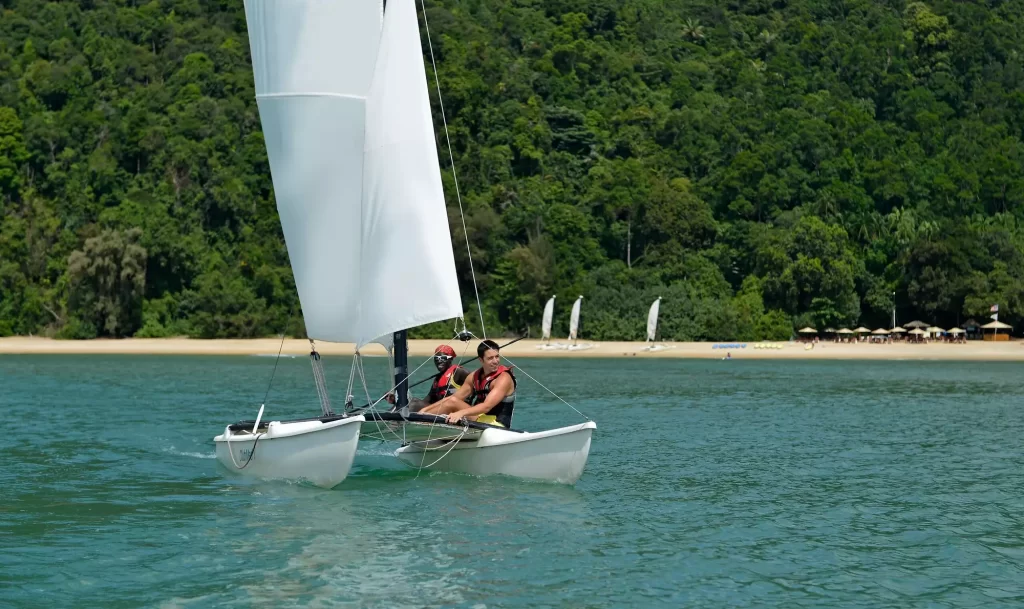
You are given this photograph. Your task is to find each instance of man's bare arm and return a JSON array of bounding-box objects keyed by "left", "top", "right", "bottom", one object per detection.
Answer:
[{"left": 447, "top": 374, "right": 512, "bottom": 423}]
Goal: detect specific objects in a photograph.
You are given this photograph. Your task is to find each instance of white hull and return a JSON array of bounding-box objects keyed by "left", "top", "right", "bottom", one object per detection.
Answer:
[
  {"left": 214, "top": 416, "right": 365, "bottom": 489},
  {"left": 394, "top": 421, "right": 596, "bottom": 484}
]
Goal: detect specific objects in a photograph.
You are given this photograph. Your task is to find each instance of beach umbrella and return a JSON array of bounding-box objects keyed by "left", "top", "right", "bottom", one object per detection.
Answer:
[
  {"left": 871, "top": 328, "right": 890, "bottom": 334},
  {"left": 890, "top": 327, "right": 906, "bottom": 333},
  {"left": 927, "top": 326, "right": 945, "bottom": 334},
  {"left": 854, "top": 327, "right": 871, "bottom": 333},
  {"left": 981, "top": 320, "right": 1012, "bottom": 329},
  {"left": 981, "top": 320, "right": 1012, "bottom": 340},
  {"left": 838, "top": 328, "right": 853, "bottom": 334},
  {"left": 798, "top": 327, "right": 817, "bottom": 333},
  {"left": 908, "top": 328, "right": 926, "bottom": 335},
  {"left": 948, "top": 328, "right": 965, "bottom": 334},
  {"left": 905, "top": 320, "right": 928, "bottom": 328}
]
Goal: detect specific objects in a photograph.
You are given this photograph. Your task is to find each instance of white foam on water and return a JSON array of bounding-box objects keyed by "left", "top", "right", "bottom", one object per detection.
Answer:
[
  {"left": 158, "top": 593, "right": 218, "bottom": 609},
  {"left": 356, "top": 446, "right": 399, "bottom": 457},
  {"left": 237, "top": 521, "right": 468, "bottom": 608},
  {"left": 164, "top": 447, "right": 217, "bottom": 460}
]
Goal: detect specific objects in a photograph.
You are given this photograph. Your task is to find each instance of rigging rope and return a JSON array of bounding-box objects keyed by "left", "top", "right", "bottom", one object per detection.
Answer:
[
  {"left": 497, "top": 353, "right": 591, "bottom": 422},
  {"left": 462, "top": 330, "right": 591, "bottom": 422},
  {"left": 360, "top": 332, "right": 464, "bottom": 412},
  {"left": 309, "top": 340, "right": 333, "bottom": 417},
  {"left": 225, "top": 333, "right": 283, "bottom": 470},
  {"left": 225, "top": 431, "right": 265, "bottom": 470},
  {"left": 355, "top": 352, "right": 374, "bottom": 407},
  {"left": 418, "top": 4, "right": 586, "bottom": 428},
  {"left": 353, "top": 332, "right": 467, "bottom": 444},
  {"left": 346, "top": 353, "right": 358, "bottom": 412},
  {"left": 420, "top": 0, "right": 486, "bottom": 339},
  {"left": 414, "top": 429, "right": 469, "bottom": 474},
  {"left": 260, "top": 333, "right": 286, "bottom": 407}
]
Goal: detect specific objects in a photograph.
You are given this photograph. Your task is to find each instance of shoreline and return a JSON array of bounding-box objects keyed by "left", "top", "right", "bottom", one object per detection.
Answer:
[{"left": 1, "top": 336, "right": 1023, "bottom": 361}]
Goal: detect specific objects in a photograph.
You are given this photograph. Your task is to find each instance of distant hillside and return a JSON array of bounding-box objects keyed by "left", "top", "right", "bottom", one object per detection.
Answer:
[{"left": 1, "top": 0, "right": 1023, "bottom": 340}]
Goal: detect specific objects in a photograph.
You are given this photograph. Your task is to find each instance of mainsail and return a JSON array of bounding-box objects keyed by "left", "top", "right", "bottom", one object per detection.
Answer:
[
  {"left": 646, "top": 297, "right": 661, "bottom": 342},
  {"left": 568, "top": 296, "right": 583, "bottom": 341},
  {"left": 245, "top": 0, "right": 463, "bottom": 347},
  {"left": 541, "top": 296, "right": 555, "bottom": 342}
]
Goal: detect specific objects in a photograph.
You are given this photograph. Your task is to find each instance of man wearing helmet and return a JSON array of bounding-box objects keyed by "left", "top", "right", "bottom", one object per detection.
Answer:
[
  {"left": 418, "top": 339, "right": 516, "bottom": 427},
  {"left": 405, "top": 345, "right": 468, "bottom": 413}
]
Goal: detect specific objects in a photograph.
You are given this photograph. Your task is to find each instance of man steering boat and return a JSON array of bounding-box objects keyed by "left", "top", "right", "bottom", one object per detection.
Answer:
[{"left": 419, "top": 339, "right": 516, "bottom": 427}]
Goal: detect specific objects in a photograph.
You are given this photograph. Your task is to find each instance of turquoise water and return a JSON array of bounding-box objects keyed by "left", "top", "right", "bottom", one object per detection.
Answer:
[{"left": 3, "top": 355, "right": 1024, "bottom": 608}]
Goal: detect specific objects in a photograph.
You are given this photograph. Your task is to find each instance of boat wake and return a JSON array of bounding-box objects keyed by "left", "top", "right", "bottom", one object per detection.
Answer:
[{"left": 165, "top": 447, "right": 217, "bottom": 460}]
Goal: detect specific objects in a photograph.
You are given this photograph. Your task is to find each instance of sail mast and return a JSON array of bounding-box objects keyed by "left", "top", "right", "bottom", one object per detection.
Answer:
[
  {"left": 380, "top": 0, "right": 410, "bottom": 414},
  {"left": 393, "top": 330, "right": 409, "bottom": 412}
]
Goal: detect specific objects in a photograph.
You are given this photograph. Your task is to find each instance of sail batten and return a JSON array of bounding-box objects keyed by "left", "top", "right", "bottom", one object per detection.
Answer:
[
  {"left": 256, "top": 92, "right": 368, "bottom": 100},
  {"left": 246, "top": 0, "right": 462, "bottom": 346}
]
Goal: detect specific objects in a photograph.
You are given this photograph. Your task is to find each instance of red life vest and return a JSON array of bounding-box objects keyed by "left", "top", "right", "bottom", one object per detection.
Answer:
[
  {"left": 471, "top": 365, "right": 517, "bottom": 427},
  {"left": 426, "top": 365, "right": 464, "bottom": 404}
]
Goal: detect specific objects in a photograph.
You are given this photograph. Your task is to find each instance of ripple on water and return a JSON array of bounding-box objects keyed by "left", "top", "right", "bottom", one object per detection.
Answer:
[{"left": 2, "top": 356, "right": 1024, "bottom": 608}]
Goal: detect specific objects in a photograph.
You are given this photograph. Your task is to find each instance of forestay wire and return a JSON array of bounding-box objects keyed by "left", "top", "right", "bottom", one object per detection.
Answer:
[
  {"left": 309, "top": 339, "right": 333, "bottom": 416},
  {"left": 361, "top": 331, "right": 466, "bottom": 413},
  {"left": 261, "top": 333, "right": 287, "bottom": 407},
  {"left": 464, "top": 331, "right": 591, "bottom": 422},
  {"left": 356, "top": 332, "right": 472, "bottom": 446},
  {"left": 416, "top": 2, "right": 584, "bottom": 423},
  {"left": 419, "top": 0, "right": 486, "bottom": 339}
]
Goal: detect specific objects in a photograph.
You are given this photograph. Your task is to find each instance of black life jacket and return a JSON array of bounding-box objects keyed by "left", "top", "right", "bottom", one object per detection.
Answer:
[
  {"left": 426, "top": 365, "right": 464, "bottom": 404},
  {"left": 471, "top": 365, "right": 517, "bottom": 427}
]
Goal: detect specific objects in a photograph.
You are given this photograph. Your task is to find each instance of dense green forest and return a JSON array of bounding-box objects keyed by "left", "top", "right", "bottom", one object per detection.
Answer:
[{"left": 1, "top": 0, "right": 1023, "bottom": 341}]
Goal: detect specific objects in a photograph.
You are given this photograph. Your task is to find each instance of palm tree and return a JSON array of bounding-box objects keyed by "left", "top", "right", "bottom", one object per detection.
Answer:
[{"left": 682, "top": 19, "right": 705, "bottom": 43}]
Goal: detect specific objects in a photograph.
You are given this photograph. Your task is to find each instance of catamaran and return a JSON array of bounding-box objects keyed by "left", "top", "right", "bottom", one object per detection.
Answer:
[
  {"left": 215, "top": 0, "right": 458, "bottom": 488},
  {"left": 536, "top": 295, "right": 565, "bottom": 350},
  {"left": 643, "top": 297, "right": 674, "bottom": 352},
  {"left": 217, "top": 0, "right": 595, "bottom": 486},
  {"left": 567, "top": 296, "right": 593, "bottom": 351}
]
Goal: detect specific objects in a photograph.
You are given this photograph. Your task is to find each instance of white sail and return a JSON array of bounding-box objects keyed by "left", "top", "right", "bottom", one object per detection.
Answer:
[
  {"left": 646, "top": 297, "right": 661, "bottom": 342},
  {"left": 245, "top": 0, "right": 462, "bottom": 347},
  {"left": 541, "top": 296, "right": 555, "bottom": 341},
  {"left": 568, "top": 296, "right": 583, "bottom": 341}
]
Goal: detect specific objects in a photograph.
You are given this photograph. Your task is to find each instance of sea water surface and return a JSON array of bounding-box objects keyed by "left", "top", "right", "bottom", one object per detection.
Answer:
[{"left": 2, "top": 354, "right": 1024, "bottom": 608}]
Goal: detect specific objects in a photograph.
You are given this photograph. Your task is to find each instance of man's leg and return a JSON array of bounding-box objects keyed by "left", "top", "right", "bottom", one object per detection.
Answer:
[
  {"left": 418, "top": 400, "right": 441, "bottom": 414},
  {"left": 420, "top": 399, "right": 461, "bottom": 416}
]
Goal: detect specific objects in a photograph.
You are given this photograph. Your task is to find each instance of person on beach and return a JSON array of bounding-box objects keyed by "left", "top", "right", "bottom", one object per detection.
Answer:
[{"left": 419, "top": 339, "right": 516, "bottom": 427}]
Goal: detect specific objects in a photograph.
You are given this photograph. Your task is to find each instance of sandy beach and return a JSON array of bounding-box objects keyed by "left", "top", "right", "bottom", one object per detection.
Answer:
[{"left": 1, "top": 336, "right": 1023, "bottom": 361}]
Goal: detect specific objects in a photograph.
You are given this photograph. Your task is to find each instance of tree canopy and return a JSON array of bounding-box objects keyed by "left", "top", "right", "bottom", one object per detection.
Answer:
[{"left": 1, "top": 0, "right": 1023, "bottom": 341}]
